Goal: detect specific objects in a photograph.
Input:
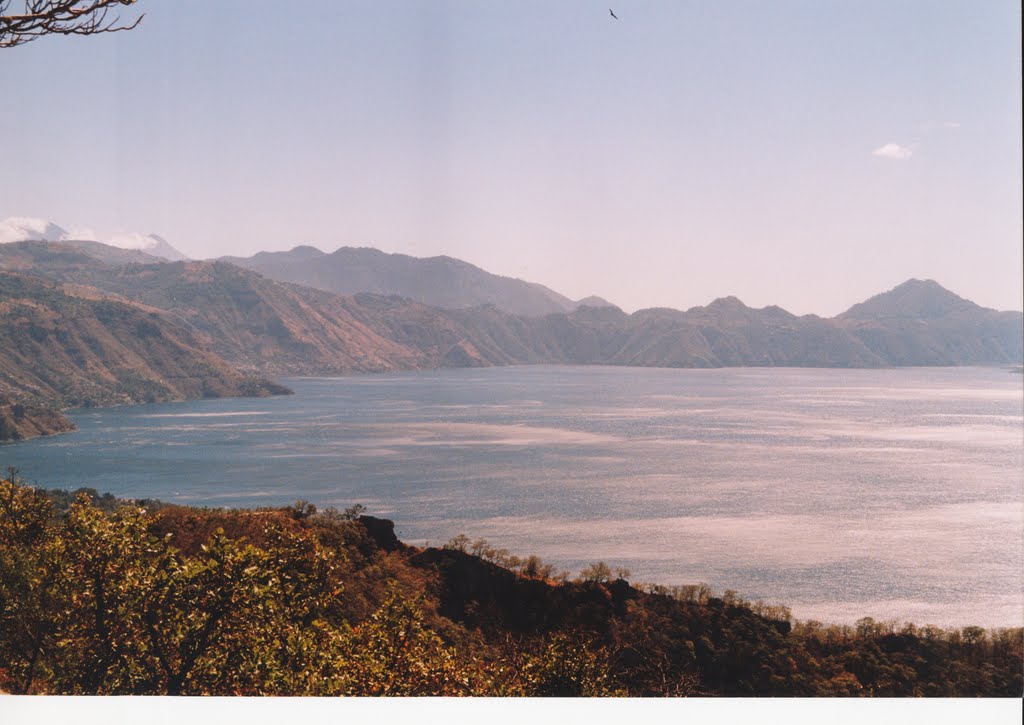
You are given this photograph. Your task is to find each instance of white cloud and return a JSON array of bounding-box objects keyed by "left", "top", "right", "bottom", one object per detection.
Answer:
[
  {"left": 107, "top": 231, "right": 156, "bottom": 250},
  {"left": 941, "top": 121, "right": 961, "bottom": 129},
  {"left": 872, "top": 143, "right": 914, "bottom": 160},
  {"left": 1, "top": 217, "right": 187, "bottom": 260},
  {"left": 63, "top": 225, "right": 99, "bottom": 241},
  {"left": 0, "top": 216, "right": 68, "bottom": 243}
]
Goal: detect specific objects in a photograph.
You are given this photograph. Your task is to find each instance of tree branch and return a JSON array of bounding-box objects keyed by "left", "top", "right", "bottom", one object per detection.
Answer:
[{"left": 0, "top": 1, "right": 143, "bottom": 48}]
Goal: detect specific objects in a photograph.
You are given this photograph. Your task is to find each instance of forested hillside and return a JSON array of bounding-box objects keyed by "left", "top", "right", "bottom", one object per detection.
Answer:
[{"left": 1, "top": 474, "right": 1020, "bottom": 697}]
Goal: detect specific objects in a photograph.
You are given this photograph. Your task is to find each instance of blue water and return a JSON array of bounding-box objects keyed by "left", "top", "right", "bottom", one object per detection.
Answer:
[{"left": 4, "top": 365, "right": 1022, "bottom": 627}]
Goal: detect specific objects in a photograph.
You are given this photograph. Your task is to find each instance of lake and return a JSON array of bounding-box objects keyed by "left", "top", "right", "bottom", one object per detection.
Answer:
[{"left": 3, "top": 365, "right": 1022, "bottom": 627}]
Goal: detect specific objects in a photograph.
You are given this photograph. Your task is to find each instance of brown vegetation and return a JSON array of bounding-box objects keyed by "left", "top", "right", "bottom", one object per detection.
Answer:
[{"left": 1, "top": 474, "right": 1020, "bottom": 697}]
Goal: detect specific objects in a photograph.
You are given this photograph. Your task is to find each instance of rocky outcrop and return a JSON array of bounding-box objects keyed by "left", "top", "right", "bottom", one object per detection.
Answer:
[
  {"left": 409, "top": 547, "right": 637, "bottom": 634},
  {"left": 357, "top": 515, "right": 406, "bottom": 553}
]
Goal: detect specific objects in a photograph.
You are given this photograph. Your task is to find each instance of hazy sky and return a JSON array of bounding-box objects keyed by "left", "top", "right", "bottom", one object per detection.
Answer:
[{"left": 1, "top": 0, "right": 1020, "bottom": 315}]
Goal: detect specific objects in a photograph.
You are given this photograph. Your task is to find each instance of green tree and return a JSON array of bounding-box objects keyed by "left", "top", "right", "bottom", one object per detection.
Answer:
[
  {"left": 0, "top": 474, "right": 66, "bottom": 693},
  {"left": 341, "top": 590, "right": 473, "bottom": 696},
  {"left": 55, "top": 495, "right": 162, "bottom": 693},
  {"left": 138, "top": 531, "right": 279, "bottom": 695},
  {"left": 521, "top": 633, "right": 618, "bottom": 696}
]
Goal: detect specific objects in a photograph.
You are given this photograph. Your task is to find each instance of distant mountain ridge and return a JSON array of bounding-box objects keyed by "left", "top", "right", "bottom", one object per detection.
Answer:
[
  {"left": 221, "top": 245, "right": 614, "bottom": 317},
  {"left": 840, "top": 278, "right": 986, "bottom": 320},
  {"left": 4, "top": 240, "right": 1020, "bottom": 370},
  {"left": 0, "top": 217, "right": 70, "bottom": 244},
  {"left": 0, "top": 240, "right": 1020, "bottom": 439},
  {"left": 0, "top": 216, "right": 189, "bottom": 262},
  {"left": 836, "top": 279, "right": 1023, "bottom": 365}
]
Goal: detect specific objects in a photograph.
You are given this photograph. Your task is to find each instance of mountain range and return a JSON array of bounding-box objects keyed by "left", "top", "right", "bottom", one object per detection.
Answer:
[
  {"left": 0, "top": 217, "right": 190, "bottom": 261},
  {"left": 221, "top": 245, "right": 614, "bottom": 317},
  {"left": 0, "top": 237, "right": 1020, "bottom": 440}
]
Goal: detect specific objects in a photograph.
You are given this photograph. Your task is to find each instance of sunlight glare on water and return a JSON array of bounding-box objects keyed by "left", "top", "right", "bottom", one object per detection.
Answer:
[{"left": 4, "top": 365, "right": 1022, "bottom": 627}]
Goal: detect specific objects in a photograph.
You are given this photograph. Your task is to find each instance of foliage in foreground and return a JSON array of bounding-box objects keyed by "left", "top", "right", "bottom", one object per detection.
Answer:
[{"left": 0, "top": 474, "right": 1021, "bottom": 696}]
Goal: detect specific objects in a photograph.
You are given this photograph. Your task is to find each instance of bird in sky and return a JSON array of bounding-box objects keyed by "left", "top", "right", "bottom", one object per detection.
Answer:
[{"left": 609, "top": 9, "right": 619, "bottom": 20}]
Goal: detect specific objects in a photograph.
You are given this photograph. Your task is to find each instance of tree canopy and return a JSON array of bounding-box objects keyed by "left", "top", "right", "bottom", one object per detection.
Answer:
[{"left": 1, "top": 473, "right": 1021, "bottom": 696}]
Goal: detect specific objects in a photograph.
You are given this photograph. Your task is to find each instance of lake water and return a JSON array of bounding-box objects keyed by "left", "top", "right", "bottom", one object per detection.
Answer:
[{"left": 4, "top": 365, "right": 1022, "bottom": 627}]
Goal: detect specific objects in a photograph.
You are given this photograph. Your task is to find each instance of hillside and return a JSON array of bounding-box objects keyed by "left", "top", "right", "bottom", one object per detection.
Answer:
[
  {"left": 0, "top": 271, "right": 290, "bottom": 441},
  {"left": 0, "top": 245, "right": 455, "bottom": 374},
  {"left": 442, "top": 299, "right": 888, "bottom": 368},
  {"left": 837, "top": 279, "right": 1024, "bottom": 365},
  {"left": 222, "top": 245, "right": 613, "bottom": 317},
  {"left": 1, "top": 242, "right": 1020, "bottom": 383},
  {"left": 0, "top": 239, "right": 163, "bottom": 271},
  {"left": 1, "top": 475, "right": 1020, "bottom": 696}
]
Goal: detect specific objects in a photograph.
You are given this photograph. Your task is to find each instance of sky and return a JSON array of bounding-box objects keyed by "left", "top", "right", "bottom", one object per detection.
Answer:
[{"left": 1, "top": 0, "right": 1021, "bottom": 315}]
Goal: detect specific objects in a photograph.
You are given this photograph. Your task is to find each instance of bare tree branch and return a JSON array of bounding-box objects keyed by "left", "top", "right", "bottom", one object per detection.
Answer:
[{"left": 1, "top": 1, "right": 144, "bottom": 49}]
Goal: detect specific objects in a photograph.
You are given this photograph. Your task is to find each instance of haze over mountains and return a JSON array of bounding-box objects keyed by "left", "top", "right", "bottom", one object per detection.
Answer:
[
  {"left": 222, "top": 245, "right": 614, "bottom": 317},
  {"left": 0, "top": 233, "right": 1021, "bottom": 440},
  {"left": 2, "top": 218, "right": 614, "bottom": 315},
  {"left": 0, "top": 216, "right": 190, "bottom": 261}
]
